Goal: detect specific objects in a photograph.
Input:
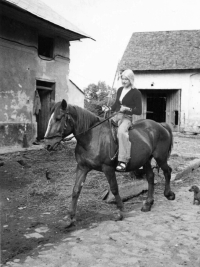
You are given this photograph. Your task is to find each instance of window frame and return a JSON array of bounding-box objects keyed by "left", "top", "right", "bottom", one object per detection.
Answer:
[{"left": 38, "top": 35, "right": 54, "bottom": 59}]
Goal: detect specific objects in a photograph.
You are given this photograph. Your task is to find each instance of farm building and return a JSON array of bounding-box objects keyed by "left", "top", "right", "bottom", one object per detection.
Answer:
[
  {"left": 67, "top": 80, "right": 85, "bottom": 108},
  {"left": 0, "top": 0, "right": 91, "bottom": 147},
  {"left": 119, "top": 30, "right": 200, "bottom": 133}
]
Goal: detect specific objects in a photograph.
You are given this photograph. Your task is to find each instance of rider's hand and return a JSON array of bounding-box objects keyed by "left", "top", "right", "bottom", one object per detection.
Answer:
[
  {"left": 102, "top": 105, "right": 111, "bottom": 112},
  {"left": 120, "top": 105, "right": 131, "bottom": 112}
]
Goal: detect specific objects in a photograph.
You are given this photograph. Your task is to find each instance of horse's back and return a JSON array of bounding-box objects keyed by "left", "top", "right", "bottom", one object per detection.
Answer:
[
  {"left": 131, "top": 119, "right": 172, "bottom": 137},
  {"left": 127, "top": 119, "right": 173, "bottom": 168},
  {"left": 130, "top": 119, "right": 172, "bottom": 147},
  {"left": 129, "top": 120, "right": 158, "bottom": 156}
]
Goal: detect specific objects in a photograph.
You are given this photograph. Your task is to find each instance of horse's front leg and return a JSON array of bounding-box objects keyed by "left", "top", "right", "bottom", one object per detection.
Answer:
[
  {"left": 103, "top": 164, "right": 124, "bottom": 220},
  {"left": 141, "top": 160, "right": 155, "bottom": 212},
  {"left": 63, "top": 164, "right": 89, "bottom": 227}
]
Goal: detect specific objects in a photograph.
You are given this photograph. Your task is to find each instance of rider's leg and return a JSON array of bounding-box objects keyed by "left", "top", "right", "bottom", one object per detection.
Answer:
[
  {"left": 116, "top": 116, "right": 132, "bottom": 170},
  {"left": 112, "top": 113, "right": 123, "bottom": 126}
]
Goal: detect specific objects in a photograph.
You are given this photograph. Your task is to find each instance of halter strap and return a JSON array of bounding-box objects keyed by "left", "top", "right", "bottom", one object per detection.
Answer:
[{"left": 44, "top": 110, "right": 71, "bottom": 140}]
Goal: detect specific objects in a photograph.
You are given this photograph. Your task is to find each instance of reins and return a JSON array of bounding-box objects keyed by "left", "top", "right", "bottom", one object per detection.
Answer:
[{"left": 63, "top": 111, "right": 118, "bottom": 142}]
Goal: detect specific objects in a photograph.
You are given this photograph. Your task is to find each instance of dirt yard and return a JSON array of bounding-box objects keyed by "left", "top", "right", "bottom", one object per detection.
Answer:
[{"left": 1, "top": 137, "right": 200, "bottom": 265}]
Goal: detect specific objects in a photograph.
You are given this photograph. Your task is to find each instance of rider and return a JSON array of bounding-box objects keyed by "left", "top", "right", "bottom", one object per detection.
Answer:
[{"left": 110, "top": 69, "right": 142, "bottom": 172}]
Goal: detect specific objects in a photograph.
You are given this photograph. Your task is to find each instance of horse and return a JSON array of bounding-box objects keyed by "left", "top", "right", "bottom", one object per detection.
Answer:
[{"left": 44, "top": 99, "right": 175, "bottom": 227}]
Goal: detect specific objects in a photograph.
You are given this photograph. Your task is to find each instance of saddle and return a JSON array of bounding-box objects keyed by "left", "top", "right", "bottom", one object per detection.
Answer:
[{"left": 110, "top": 119, "right": 134, "bottom": 144}]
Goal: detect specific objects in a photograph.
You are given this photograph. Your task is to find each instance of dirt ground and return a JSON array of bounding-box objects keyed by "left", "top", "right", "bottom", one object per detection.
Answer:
[{"left": 1, "top": 136, "right": 200, "bottom": 265}]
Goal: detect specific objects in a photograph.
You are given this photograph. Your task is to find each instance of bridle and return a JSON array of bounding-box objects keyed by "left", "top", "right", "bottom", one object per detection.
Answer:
[{"left": 44, "top": 108, "right": 73, "bottom": 140}]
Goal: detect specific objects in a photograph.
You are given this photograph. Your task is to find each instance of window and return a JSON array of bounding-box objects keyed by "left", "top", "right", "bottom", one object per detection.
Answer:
[
  {"left": 36, "top": 80, "right": 54, "bottom": 90},
  {"left": 38, "top": 35, "right": 54, "bottom": 58}
]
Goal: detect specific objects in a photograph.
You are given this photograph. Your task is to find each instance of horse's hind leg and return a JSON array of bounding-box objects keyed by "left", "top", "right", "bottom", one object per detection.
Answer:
[
  {"left": 103, "top": 164, "right": 124, "bottom": 220},
  {"left": 158, "top": 161, "right": 175, "bottom": 200},
  {"left": 141, "top": 160, "right": 155, "bottom": 212},
  {"left": 63, "top": 164, "right": 89, "bottom": 227}
]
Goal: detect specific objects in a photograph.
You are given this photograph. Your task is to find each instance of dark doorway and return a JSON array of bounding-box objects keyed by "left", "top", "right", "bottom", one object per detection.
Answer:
[
  {"left": 36, "top": 80, "right": 55, "bottom": 140},
  {"left": 146, "top": 92, "right": 166, "bottom": 122},
  {"left": 139, "top": 89, "right": 181, "bottom": 132}
]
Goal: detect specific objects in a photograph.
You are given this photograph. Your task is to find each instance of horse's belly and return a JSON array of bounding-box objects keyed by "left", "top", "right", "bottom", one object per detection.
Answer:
[{"left": 128, "top": 131, "right": 153, "bottom": 169}]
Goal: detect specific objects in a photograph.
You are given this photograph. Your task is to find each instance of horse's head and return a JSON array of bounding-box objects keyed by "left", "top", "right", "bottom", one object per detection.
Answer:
[{"left": 44, "top": 99, "right": 74, "bottom": 151}]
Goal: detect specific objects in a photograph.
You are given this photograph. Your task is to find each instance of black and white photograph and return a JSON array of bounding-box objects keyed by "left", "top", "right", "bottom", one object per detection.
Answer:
[{"left": 1, "top": 0, "right": 200, "bottom": 266}]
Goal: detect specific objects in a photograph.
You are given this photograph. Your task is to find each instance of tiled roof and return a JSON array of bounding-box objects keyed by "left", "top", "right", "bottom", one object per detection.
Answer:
[
  {"left": 119, "top": 30, "right": 200, "bottom": 71},
  {"left": 3, "top": 0, "right": 92, "bottom": 39}
]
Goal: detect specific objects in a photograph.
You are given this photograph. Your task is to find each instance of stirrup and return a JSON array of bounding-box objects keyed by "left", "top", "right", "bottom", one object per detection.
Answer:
[{"left": 116, "top": 161, "right": 127, "bottom": 172}]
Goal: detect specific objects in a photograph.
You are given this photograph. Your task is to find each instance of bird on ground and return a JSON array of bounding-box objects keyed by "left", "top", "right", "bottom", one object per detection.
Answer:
[
  {"left": 45, "top": 169, "right": 56, "bottom": 183},
  {"left": 46, "top": 169, "right": 52, "bottom": 182},
  {"left": 189, "top": 185, "right": 200, "bottom": 205}
]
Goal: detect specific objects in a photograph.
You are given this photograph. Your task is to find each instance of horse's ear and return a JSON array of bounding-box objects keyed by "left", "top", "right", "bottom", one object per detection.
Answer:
[{"left": 61, "top": 99, "right": 67, "bottom": 111}]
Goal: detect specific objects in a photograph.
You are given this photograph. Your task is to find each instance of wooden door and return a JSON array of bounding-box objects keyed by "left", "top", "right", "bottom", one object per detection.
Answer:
[
  {"left": 37, "top": 89, "right": 51, "bottom": 140},
  {"left": 166, "top": 90, "right": 181, "bottom": 131}
]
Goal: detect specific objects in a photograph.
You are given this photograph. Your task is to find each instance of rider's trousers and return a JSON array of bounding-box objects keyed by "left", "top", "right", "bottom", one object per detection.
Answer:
[{"left": 112, "top": 113, "right": 132, "bottom": 163}]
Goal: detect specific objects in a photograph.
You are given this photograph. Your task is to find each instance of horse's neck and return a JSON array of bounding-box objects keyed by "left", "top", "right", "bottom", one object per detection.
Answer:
[
  {"left": 70, "top": 105, "right": 100, "bottom": 137},
  {"left": 75, "top": 120, "right": 110, "bottom": 151}
]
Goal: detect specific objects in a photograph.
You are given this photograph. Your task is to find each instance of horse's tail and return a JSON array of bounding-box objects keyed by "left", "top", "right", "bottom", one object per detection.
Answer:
[{"left": 160, "top": 122, "right": 173, "bottom": 159}]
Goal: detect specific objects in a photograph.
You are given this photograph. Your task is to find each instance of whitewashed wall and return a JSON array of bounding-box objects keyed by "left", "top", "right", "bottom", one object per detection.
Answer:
[
  {"left": 134, "top": 71, "right": 200, "bottom": 132},
  {"left": 67, "top": 80, "right": 85, "bottom": 108}
]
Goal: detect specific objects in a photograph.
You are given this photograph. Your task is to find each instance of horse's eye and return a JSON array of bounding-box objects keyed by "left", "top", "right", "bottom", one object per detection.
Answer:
[{"left": 56, "top": 115, "right": 63, "bottom": 121}]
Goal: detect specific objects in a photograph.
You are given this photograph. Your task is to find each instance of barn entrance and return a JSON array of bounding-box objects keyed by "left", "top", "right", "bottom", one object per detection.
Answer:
[
  {"left": 133, "top": 89, "right": 181, "bottom": 131},
  {"left": 146, "top": 92, "right": 166, "bottom": 122},
  {"left": 36, "top": 80, "right": 55, "bottom": 141}
]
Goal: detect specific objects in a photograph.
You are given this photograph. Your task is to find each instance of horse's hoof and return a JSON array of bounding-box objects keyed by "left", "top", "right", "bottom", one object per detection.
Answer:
[
  {"left": 60, "top": 215, "right": 76, "bottom": 228},
  {"left": 165, "top": 191, "right": 175, "bottom": 200},
  {"left": 141, "top": 205, "right": 151, "bottom": 212},
  {"left": 141, "top": 201, "right": 153, "bottom": 212},
  {"left": 114, "top": 211, "right": 124, "bottom": 221}
]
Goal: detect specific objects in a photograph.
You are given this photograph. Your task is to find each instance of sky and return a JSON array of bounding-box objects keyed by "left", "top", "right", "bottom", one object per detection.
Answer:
[{"left": 42, "top": 0, "right": 200, "bottom": 90}]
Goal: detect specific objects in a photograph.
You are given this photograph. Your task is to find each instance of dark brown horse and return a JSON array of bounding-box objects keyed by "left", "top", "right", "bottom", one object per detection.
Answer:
[{"left": 45, "top": 99, "right": 175, "bottom": 226}]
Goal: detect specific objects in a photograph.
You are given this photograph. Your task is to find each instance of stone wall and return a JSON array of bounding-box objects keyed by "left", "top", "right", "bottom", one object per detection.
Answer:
[{"left": 0, "top": 15, "right": 73, "bottom": 147}]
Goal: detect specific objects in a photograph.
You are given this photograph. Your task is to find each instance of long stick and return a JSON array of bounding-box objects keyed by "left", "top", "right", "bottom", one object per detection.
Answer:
[
  {"left": 107, "top": 61, "right": 120, "bottom": 107},
  {"left": 103, "top": 61, "right": 120, "bottom": 119}
]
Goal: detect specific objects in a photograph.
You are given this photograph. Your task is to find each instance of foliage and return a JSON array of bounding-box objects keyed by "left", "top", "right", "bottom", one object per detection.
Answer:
[{"left": 84, "top": 81, "right": 116, "bottom": 116}]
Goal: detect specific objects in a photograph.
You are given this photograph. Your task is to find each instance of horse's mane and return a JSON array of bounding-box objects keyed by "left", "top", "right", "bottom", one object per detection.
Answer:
[
  {"left": 69, "top": 105, "right": 100, "bottom": 134},
  {"left": 51, "top": 101, "right": 100, "bottom": 134}
]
